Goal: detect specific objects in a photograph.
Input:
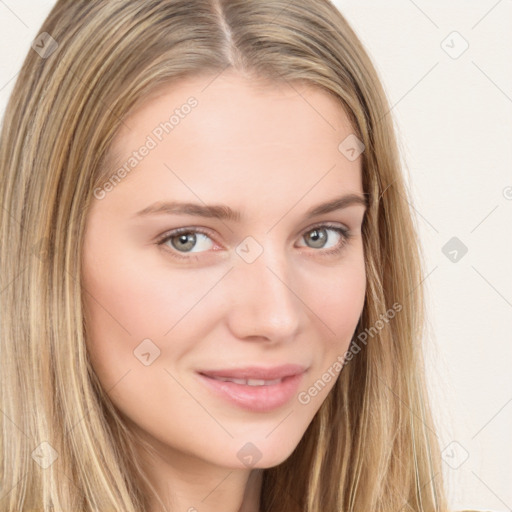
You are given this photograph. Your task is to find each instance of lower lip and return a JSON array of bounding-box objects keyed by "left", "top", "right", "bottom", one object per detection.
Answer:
[{"left": 197, "top": 372, "right": 305, "bottom": 412}]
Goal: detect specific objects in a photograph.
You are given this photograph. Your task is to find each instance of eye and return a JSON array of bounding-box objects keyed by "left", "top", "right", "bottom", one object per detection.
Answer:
[
  {"left": 156, "top": 223, "right": 352, "bottom": 261},
  {"left": 296, "top": 222, "right": 352, "bottom": 256},
  {"left": 157, "top": 227, "right": 215, "bottom": 260}
]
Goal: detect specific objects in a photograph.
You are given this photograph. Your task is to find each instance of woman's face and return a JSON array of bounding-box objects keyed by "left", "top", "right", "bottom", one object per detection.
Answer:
[{"left": 82, "top": 71, "right": 367, "bottom": 473}]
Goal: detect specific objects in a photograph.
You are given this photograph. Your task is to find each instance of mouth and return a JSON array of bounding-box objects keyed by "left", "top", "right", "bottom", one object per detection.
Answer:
[
  {"left": 197, "top": 363, "right": 307, "bottom": 381},
  {"left": 196, "top": 364, "right": 307, "bottom": 412},
  {"left": 203, "top": 375, "right": 284, "bottom": 386}
]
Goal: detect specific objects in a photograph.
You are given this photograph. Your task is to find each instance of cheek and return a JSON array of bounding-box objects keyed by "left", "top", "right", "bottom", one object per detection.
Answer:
[
  {"left": 82, "top": 243, "right": 214, "bottom": 341},
  {"left": 295, "top": 256, "right": 365, "bottom": 406},
  {"left": 81, "top": 240, "right": 230, "bottom": 393},
  {"left": 302, "top": 249, "right": 366, "bottom": 345}
]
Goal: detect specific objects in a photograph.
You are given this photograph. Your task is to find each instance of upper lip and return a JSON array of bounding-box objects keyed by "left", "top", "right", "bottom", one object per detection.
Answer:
[{"left": 198, "top": 364, "right": 307, "bottom": 381}]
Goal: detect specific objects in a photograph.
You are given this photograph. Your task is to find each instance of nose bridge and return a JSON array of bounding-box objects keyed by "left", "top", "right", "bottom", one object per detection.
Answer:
[{"left": 227, "top": 237, "right": 302, "bottom": 340}]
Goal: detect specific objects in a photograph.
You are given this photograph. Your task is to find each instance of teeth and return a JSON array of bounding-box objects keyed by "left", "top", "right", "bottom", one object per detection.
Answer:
[
  {"left": 247, "top": 378, "right": 277, "bottom": 386},
  {"left": 212, "top": 376, "right": 282, "bottom": 386},
  {"left": 229, "top": 378, "right": 249, "bottom": 385}
]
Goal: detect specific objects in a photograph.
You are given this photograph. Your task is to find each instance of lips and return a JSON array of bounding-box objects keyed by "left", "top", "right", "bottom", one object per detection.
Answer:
[
  {"left": 198, "top": 363, "right": 307, "bottom": 382},
  {"left": 196, "top": 364, "right": 308, "bottom": 412}
]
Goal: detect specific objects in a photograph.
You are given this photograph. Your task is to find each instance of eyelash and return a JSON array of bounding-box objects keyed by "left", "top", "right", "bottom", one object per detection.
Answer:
[{"left": 156, "top": 222, "right": 353, "bottom": 262}]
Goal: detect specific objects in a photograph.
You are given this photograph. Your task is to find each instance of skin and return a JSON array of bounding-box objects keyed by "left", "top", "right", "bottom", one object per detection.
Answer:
[{"left": 81, "top": 70, "right": 367, "bottom": 512}]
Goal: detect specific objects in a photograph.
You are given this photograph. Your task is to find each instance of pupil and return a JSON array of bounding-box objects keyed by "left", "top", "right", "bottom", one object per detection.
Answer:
[
  {"left": 173, "top": 232, "right": 195, "bottom": 251},
  {"left": 309, "top": 229, "right": 325, "bottom": 248}
]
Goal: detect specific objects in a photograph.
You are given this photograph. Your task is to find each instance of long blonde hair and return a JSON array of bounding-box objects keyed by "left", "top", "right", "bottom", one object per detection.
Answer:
[{"left": 0, "top": 0, "right": 448, "bottom": 510}]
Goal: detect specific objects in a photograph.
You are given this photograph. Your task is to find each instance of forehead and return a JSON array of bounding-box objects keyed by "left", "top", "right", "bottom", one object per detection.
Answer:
[
  {"left": 117, "top": 71, "right": 355, "bottom": 143},
  {"left": 101, "top": 71, "right": 363, "bottom": 213}
]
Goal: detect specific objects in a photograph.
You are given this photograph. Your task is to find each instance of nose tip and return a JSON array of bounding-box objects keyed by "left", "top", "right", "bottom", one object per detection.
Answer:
[{"left": 225, "top": 253, "right": 302, "bottom": 343}]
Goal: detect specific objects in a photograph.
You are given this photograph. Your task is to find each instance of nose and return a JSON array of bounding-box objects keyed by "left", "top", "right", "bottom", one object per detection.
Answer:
[{"left": 224, "top": 244, "right": 303, "bottom": 343}]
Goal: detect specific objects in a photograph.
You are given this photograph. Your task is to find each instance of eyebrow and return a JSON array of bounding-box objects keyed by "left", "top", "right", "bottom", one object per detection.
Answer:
[{"left": 133, "top": 193, "right": 369, "bottom": 222}]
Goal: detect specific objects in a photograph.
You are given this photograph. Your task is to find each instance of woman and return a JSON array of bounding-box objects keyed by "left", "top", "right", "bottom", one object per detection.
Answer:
[{"left": 0, "top": 1, "right": 469, "bottom": 510}]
